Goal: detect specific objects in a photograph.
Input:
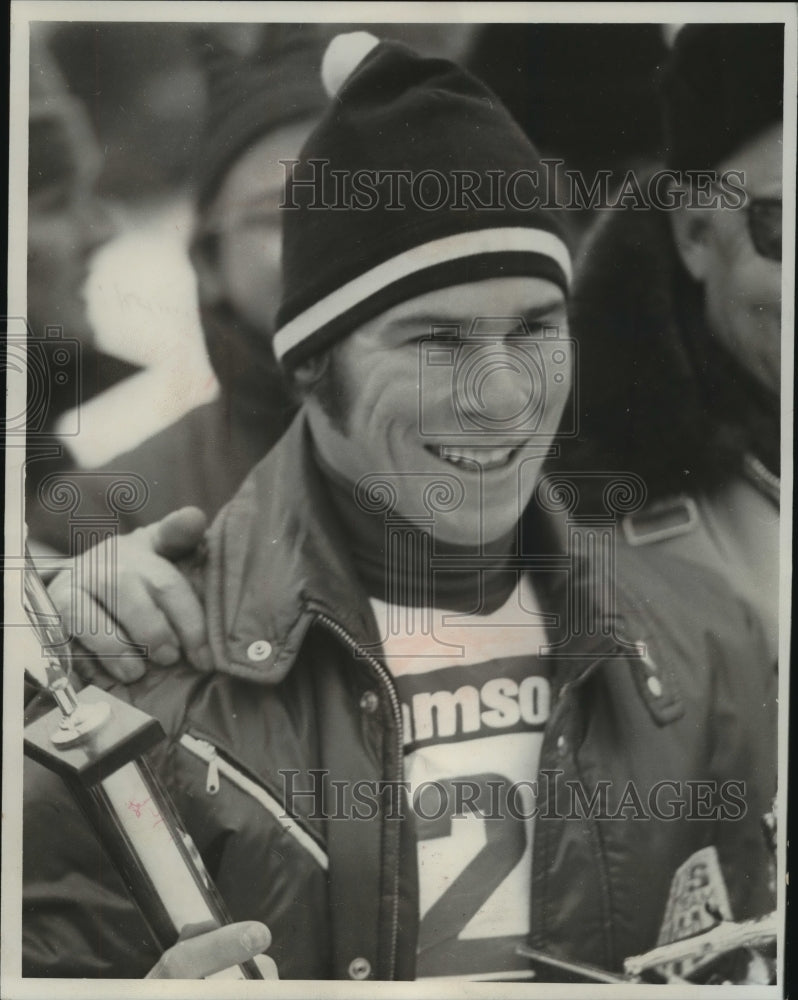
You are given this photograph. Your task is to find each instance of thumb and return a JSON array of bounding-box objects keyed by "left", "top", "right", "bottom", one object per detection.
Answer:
[
  {"left": 151, "top": 507, "right": 209, "bottom": 559},
  {"left": 253, "top": 953, "right": 280, "bottom": 979},
  {"left": 146, "top": 920, "right": 272, "bottom": 979}
]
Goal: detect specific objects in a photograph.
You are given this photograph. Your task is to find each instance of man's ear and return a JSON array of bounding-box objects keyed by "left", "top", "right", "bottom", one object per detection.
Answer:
[
  {"left": 669, "top": 204, "right": 711, "bottom": 283},
  {"left": 291, "top": 353, "right": 330, "bottom": 399}
]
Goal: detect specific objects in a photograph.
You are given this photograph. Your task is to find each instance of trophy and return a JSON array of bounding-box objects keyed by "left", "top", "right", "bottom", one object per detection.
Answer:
[
  {"left": 22, "top": 548, "right": 263, "bottom": 979},
  {"left": 518, "top": 911, "right": 777, "bottom": 985},
  {"left": 517, "top": 812, "right": 778, "bottom": 985}
]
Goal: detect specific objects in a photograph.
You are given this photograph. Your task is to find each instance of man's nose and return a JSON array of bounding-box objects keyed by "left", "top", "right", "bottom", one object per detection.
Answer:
[{"left": 459, "top": 342, "right": 540, "bottom": 424}]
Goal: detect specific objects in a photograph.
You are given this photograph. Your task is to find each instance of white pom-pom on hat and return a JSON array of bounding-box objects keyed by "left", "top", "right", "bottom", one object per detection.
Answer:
[{"left": 321, "top": 31, "right": 380, "bottom": 98}]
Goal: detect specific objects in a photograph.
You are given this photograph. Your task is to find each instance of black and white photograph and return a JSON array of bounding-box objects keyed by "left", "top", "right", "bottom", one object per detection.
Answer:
[{"left": 2, "top": 3, "right": 795, "bottom": 996}]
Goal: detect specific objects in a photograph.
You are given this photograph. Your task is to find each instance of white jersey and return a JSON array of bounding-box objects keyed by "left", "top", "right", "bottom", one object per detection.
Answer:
[{"left": 370, "top": 575, "right": 552, "bottom": 981}]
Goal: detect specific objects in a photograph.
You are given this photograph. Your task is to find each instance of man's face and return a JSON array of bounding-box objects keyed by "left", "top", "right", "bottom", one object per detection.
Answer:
[
  {"left": 678, "top": 122, "right": 782, "bottom": 395},
  {"left": 304, "top": 276, "right": 572, "bottom": 545},
  {"left": 194, "top": 120, "right": 316, "bottom": 336},
  {"left": 27, "top": 107, "right": 114, "bottom": 341}
]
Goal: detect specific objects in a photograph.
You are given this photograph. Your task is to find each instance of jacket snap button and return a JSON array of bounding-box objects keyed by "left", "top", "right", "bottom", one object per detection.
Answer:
[
  {"left": 647, "top": 675, "right": 663, "bottom": 698},
  {"left": 359, "top": 690, "right": 379, "bottom": 714},
  {"left": 247, "top": 640, "right": 272, "bottom": 662},
  {"left": 348, "top": 956, "right": 371, "bottom": 979},
  {"left": 556, "top": 734, "right": 568, "bottom": 755}
]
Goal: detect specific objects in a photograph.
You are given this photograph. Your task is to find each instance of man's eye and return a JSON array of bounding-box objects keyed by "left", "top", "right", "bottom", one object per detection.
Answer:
[{"left": 510, "top": 320, "right": 546, "bottom": 338}]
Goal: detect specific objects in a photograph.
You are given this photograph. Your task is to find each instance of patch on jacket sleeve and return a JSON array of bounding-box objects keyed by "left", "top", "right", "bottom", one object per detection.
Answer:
[{"left": 657, "top": 846, "right": 733, "bottom": 949}]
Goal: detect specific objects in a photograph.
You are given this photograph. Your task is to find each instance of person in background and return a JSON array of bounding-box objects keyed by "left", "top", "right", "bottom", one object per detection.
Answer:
[
  {"left": 27, "top": 24, "right": 326, "bottom": 549},
  {"left": 28, "top": 26, "right": 326, "bottom": 674},
  {"left": 559, "top": 23, "right": 784, "bottom": 664},
  {"left": 25, "top": 34, "right": 135, "bottom": 517}
]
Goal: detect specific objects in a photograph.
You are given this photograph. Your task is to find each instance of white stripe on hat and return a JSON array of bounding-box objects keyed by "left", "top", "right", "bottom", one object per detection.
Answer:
[{"left": 273, "top": 226, "right": 572, "bottom": 363}]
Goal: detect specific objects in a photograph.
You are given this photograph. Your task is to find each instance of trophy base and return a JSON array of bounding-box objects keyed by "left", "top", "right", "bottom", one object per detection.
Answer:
[
  {"left": 51, "top": 700, "right": 112, "bottom": 746},
  {"left": 25, "top": 685, "right": 164, "bottom": 786}
]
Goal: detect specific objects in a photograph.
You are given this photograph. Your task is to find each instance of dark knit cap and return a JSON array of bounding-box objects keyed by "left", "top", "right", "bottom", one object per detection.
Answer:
[
  {"left": 193, "top": 23, "right": 327, "bottom": 208},
  {"left": 274, "top": 33, "right": 571, "bottom": 369},
  {"left": 662, "top": 23, "right": 784, "bottom": 171}
]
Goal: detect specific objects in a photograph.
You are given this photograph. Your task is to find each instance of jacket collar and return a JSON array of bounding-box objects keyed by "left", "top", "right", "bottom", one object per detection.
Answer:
[{"left": 203, "top": 412, "right": 381, "bottom": 684}]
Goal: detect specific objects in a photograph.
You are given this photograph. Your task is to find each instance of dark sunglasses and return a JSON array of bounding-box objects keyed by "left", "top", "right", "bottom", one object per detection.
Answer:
[{"left": 747, "top": 198, "right": 782, "bottom": 262}]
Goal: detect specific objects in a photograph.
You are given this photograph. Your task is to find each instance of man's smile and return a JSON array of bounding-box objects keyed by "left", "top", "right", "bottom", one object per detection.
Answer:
[{"left": 424, "top": 443, "right": 521, "bottom": 472}]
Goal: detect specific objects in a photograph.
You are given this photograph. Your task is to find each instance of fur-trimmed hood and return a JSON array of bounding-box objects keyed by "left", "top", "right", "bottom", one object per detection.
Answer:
[{"left": 558, "top": 197, "right": 779, "bottom": 502}]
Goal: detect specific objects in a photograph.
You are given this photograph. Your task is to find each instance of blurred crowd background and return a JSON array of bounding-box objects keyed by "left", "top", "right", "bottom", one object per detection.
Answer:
[{"left": 27, "top": 20, "right": 673, "bottom": 468}]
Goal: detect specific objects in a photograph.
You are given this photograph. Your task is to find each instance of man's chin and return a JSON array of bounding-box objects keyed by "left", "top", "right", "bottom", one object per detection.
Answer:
[{"left": 426, "top": 489, "right": 525, "bottom": 546}]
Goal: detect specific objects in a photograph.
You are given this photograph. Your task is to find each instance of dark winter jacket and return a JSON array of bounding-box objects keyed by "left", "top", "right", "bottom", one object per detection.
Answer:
[{"left": 23, "top": 414, "right": 776, "bottom": 980}]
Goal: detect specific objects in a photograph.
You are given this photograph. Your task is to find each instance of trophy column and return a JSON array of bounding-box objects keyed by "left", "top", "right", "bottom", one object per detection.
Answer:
[{"left": 22, "top": 551, "right": 262, "bottom": 979}]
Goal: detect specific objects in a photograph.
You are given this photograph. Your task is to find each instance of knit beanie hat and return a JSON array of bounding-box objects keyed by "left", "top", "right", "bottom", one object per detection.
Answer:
[
  {"left": 661, "top": 23, "right": 784, "bottom": 171},
  {"left": 193, "top": 23, "right": 328, "bottom": 209},
  {"left": 274, "top": 32, "right": 571, "bottom": 369}
]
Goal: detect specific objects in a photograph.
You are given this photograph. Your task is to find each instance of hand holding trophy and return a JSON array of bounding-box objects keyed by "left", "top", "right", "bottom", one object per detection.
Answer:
[{"left": 22, "top": 545, "right": 275, "bottom": 980}]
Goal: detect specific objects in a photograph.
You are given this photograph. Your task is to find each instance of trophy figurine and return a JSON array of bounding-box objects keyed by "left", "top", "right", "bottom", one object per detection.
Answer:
[{"left": 22, "top": 548, "right": 263, "bottom": 979}]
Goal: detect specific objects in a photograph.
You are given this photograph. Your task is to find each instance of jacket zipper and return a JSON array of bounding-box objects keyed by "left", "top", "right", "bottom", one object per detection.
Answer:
[
  {"left": 315, "top": 613, "right": 404, "bottom": 982},
  {"left": 202, "top": 741, "right": 220, "bottom": 794},
  {"left": 179, "top": 733, "right": 329, "bottom": 871}
]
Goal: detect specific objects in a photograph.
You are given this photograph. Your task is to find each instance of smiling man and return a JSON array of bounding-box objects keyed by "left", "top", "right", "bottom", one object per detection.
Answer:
[
  {"left": 300, "top": 278, "right": 571, "bottom": 547},
  {"left": 23, "top": 32, "right": 775, "bottom": 982}
]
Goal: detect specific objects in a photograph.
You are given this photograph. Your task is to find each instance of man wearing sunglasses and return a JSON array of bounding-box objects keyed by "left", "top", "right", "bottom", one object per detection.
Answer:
[{"left": 561, "top": 23, "right": 784, "bottom": 666}]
